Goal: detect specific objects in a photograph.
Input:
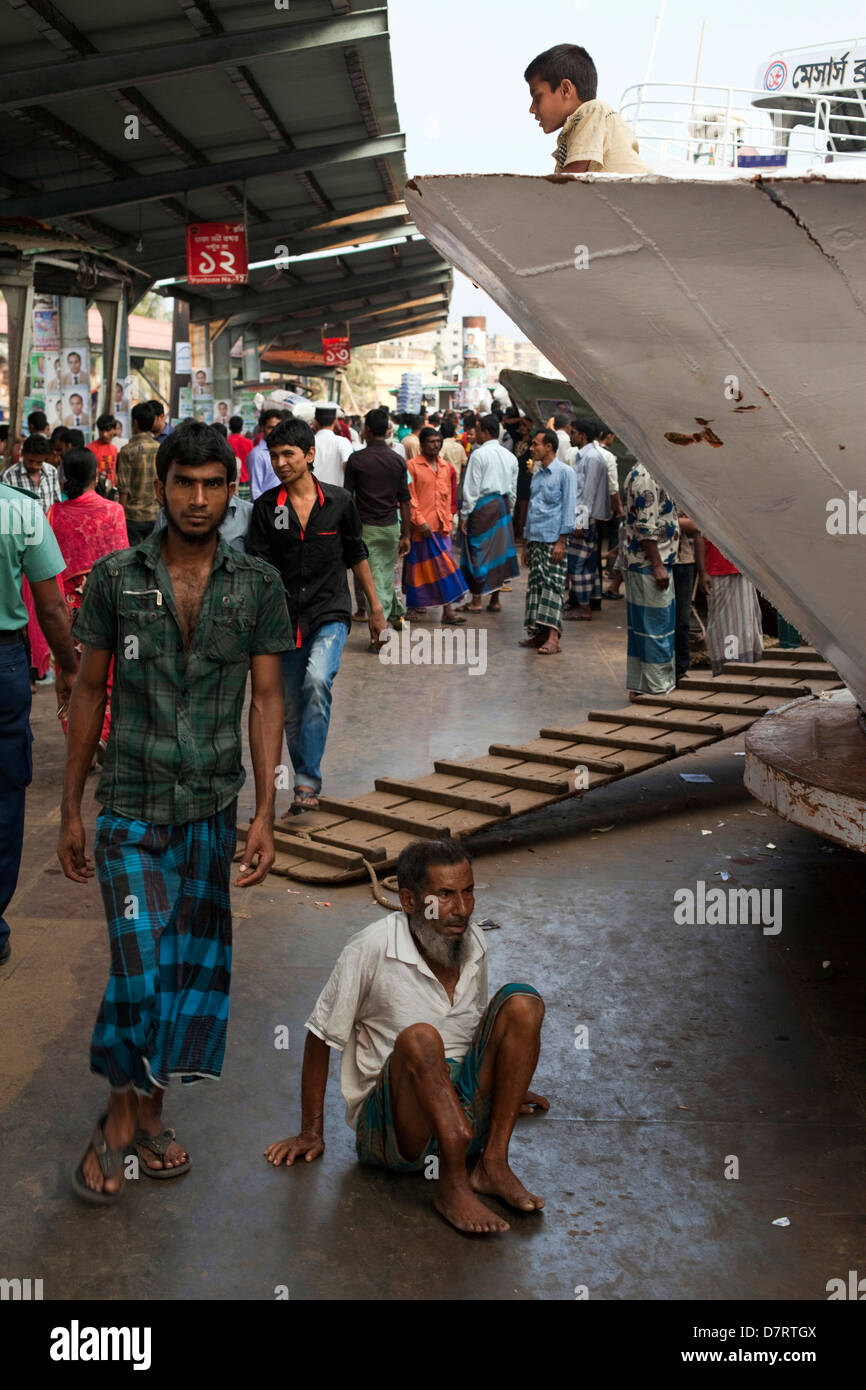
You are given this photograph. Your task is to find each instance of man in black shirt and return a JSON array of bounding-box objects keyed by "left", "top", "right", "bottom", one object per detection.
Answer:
[
  {"left": 343, "top": 408, "right": 411, "bottom": 629},
  {"left": 249, "top": 419, "right": 385, "bottom": 813}
]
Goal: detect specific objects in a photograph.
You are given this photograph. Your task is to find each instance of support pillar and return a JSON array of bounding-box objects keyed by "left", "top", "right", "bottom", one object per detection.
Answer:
[
  {"left": 94, "top": 283, "right": 126, "bottom": 422},
  {"left": 242, "top": 325, "right": 260, "bottom": 383},
  {"left": 211, "top": 320, "right": 233, "bottom": 422},
  {"left": 1, "top": 264, "right": 35, "bottom": 440},
  {"left": 59, "top": 295, "right": 90, "bottom": 431}
]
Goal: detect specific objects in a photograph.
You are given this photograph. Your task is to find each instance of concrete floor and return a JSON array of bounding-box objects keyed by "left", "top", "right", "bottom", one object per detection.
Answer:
[{"left": 2, "top": 575, "right": 864, "bottom": 1301}]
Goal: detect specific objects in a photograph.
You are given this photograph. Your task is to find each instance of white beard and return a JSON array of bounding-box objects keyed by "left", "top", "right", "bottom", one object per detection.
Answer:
[{"left": 410, "top": 915, "right": 471, "bottom": 968}]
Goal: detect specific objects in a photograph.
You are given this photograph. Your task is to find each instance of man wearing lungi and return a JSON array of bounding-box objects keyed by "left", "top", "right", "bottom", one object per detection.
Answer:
[
  {"left": 59, "top": 422, "right": 293, "bottom": 1203},
  {"left": 519, "top": 428, "right": 577, "bottom": 655},
  {"left": 457, "top": 413, "right": 519, "bottom": 614},
  {"left": 404, "top": 427, "right": 468, "bottom": 624},
  {"left": 265, "top": 838, "right": 548, "bottom": 1235},
  {"left": 622, "top": 462, "right": 679, "bottom": 699},
  {"left": 564, "top": 420, "right": 612, "bottom": 622}
]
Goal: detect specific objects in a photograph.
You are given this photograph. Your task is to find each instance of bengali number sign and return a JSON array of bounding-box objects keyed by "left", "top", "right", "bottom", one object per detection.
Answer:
[
  {"left": 185, "top": 222, "right": 248, "bottom": 285},
  {"left": 322, "top": 335, "right": 350, "bottom": 367}
]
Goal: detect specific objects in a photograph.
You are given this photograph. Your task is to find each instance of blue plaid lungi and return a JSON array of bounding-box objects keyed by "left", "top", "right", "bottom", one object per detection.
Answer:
[
  {"left": 566, "top": 521, "right": 601, "bottom": 605},
  {"left": 355, "top": 983, "right": 541, "bottom": 1171},
  {"left": 90, "top": 800, "right": 237, "bottom": 1095}
]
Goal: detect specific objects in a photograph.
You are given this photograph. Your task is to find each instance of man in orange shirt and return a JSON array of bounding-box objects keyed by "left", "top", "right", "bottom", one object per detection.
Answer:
[
  {"left": 404, "top": 427, "right": 468, "bottom": 624},
  {"left": 89, "top": 414, "right": 118, "bottom": 491}
]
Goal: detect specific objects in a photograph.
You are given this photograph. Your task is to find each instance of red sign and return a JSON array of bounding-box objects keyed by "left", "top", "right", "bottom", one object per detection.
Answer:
[
  {"left": 322, "top": 336, "right": 350, "bottom": 366},
  {"left": 185, "top": 222, "right": 248, "bottom": 285}
]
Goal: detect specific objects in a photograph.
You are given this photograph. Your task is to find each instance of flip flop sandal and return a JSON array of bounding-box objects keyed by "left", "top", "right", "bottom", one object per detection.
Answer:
[
  {"left": 72, "top": 1113, "right": 128, "bottom": 1204},
  {"left": 442, "top": 615, "right": 467, "bottom": 625},
  {"left": 134, "top": 1125, "right": 191, "bottom": 1180},
  {"left": 486, "top": 602, "right": 502, "bottom": 612},
  {"left": 291, "top": 790, "right": 319, "bottom": 814}
]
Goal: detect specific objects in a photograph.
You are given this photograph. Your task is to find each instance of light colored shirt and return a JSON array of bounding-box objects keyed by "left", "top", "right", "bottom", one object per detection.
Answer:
[
  {"left": 389, "top": 435, "right": 406, "bottom": 461},
  {"left": 1, "top": 460, "right": 62, "bottom": 513},
  {"left": 568, "top": 442, "right": 611, "bottom": 525},
  {"left": 459, "top": 438, "right": 518, "bottom": 518},
  {"left": 153, "top": 496, "right": 253, "bottom": 551},
  {"left": 248, "top": 438, "right": 281, "bottom": 499},
  {"left": 554, "top": 99, "right": 649, "bottom": 175},
  {"left": 555, "top": 429, "right": 571, "bottom": 462},
  {"left": 596, "top": 441, "right": 619, "bottom": 495},
  {"left": 440, "top": 438, "right": 465, "bottom": 471},
  {"left": 306, "top": 911, "right": 488, "bottom": 1128},
  {"left": 0, "top": 481, "right": 65, "bottom": 630},
  {"left": 623, "top": 462, "right": 679, "bottom": 570},
  {"left": 312, "top": 428, "right": 355, "bottom": 488},
  {"left": 403, "top": 432, "right": 421, "bottom": 460},
  {"left": 524, "top": 458, "right": 577, "bottom": 543}
]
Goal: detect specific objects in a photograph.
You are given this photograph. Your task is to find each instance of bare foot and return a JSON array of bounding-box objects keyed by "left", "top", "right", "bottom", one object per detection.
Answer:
[
  {"left": 136, "top": 1124, "right": 189, "bottom": 1171},
  {"left": 81, "top": 1113, "right": 133, "bottom": 1195},
  {"left": 537, "top": 637, "right": 561, "bottom": 654},
  {"left": 470, "top": 1156, "right": 545, "bottom": 1212},
  {"left": 432, "top": 1176, "right": 510, "bottom": 1234}
]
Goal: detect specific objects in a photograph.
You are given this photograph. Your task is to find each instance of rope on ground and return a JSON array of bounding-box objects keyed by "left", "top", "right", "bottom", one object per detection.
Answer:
[{"left": 365, "top": 860, "right": 401, "bottom": 909}]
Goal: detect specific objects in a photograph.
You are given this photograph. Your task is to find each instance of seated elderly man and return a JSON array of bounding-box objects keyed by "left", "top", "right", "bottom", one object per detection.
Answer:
[{"left": 265, "top": 838, "right": 547, "bottom": 1234}]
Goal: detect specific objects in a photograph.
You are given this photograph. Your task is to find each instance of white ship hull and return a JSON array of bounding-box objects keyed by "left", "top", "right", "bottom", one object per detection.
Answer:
[{"left": 405, "top": 173, "right": 866, "bottom": 707}]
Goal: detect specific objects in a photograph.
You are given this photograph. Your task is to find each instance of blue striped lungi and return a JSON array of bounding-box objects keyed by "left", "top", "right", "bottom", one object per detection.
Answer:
[
  {"left": 625, "top": 566, "right": 676, "bottom": 694},
  {"left": 460, "top": 493, "right": 519, "bottom": 596},
  {"left": 90, "top": 800, "right": 237, "bottom": 1094}
]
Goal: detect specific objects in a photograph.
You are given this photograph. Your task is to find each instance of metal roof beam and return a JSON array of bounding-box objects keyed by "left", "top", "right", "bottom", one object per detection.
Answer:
[
  {"left": 266, "top": 293, "right": 450, "bottom": 342},
  {"left": 0, "top": 9, "right": 390, "bottom": 110},
  {"left": 192, "top": 264, "right": 450, "bottom": 327},
  {"left": 0, "top": 133, "right": 405, "bottom": 220}
]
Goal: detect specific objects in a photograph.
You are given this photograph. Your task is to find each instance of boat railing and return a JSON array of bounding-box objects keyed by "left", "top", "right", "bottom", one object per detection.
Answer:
[{"left": 619, "top": 81, "right": 866, "bottom": 171}]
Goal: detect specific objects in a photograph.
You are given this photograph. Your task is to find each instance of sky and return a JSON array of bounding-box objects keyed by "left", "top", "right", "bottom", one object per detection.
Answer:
[{"left": 388, "top": 0, "right": 864, "bottom": 335}]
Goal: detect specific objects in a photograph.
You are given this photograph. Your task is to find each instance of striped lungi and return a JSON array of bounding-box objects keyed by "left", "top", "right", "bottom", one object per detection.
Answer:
[
  {"left": 566, "top": 521, "right": 601, "bottom": 605},
  {"left": 524, "top": 541, "right": 568, "bottom": 635},
  {"left": 404, "top": 530, "right": 468, "bottom": 609},
  {"left": 460, "top": 494, "right": 519, "bottom": 596},
  {"left": 625, "top": 566, "right": 676, "bottom": 694},
  {"left": 707, "top": 573, "right": 763, "bottom": 675},
  {"left": 90, "top": 800, "right": 237, "bottom": 1095}
]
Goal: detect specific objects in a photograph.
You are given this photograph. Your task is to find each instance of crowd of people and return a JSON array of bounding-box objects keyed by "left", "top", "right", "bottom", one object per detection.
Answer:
[{"left": 0, "top": 38, "right": 786, "bottom": 1240}]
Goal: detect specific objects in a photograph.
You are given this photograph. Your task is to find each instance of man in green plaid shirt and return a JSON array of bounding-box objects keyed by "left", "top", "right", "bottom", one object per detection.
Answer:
[{"left": 58, "top": 422, "right": 292, "bottom": 1204}]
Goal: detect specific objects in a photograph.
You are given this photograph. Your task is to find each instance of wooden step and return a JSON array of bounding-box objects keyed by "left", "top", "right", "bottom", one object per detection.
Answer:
[
  {"left": 586, "top": 710, "right": 726, "bottom": 735},
  {"left": 316, "top": 795, "right": 453, "bottom": 839},
  {"left": 434, "top": 758, "right": 572, "bottom": 795},
  {"left": 537, "top": 728, "right": 679, "bottom": 755},
  {"left": 724, "top": 660, "right": 835, "bottom": 680},
  {"left": 271, "top": 830, "right": 366, "bottom": 871},
  {"left": 490, "top": 742, "right": 627, "bottom": 772},
  {"left": 633, "top": 692, "right": 790, "bottom": 717},
  {"left": 678, "top": 677, "right": 810, "bottom": 698},
  {"left": 374, "top": 777, "right": 511, "bottom": 818}
]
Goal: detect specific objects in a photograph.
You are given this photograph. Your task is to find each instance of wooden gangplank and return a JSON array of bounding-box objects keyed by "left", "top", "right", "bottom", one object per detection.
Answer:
[{"left": 237, "top": 655, "right": 843, "bottom": 884}]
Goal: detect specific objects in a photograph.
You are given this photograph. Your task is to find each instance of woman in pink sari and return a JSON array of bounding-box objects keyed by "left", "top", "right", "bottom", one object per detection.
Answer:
[{"left": 47, "top": 448, "right": 128, "bottom": 753}]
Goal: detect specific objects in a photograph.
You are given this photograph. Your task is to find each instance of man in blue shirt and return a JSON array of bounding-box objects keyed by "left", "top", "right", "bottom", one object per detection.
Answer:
[
  {"left": 519, "top": 427, "right": 576, "bottom": 655},
  {"left": 248, "top": 408, "right": 288, "bottom": 499}
]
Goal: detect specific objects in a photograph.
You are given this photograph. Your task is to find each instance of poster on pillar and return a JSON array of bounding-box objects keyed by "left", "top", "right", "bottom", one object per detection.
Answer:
[
  {"left": 32, "top": 294, "right": 60, "bottom": 351},
  {"left": 185, "top": 223, "right": 248, "bottom": 286}
]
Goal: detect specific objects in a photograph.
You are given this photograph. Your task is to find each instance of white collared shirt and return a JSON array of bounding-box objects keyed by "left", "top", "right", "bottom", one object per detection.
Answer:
[
  {"left": 306, "top": 911, "right": 488, "bottom": 1128},
  {"left": 459, "top": 437, "right": 518, "bottom": 517}
]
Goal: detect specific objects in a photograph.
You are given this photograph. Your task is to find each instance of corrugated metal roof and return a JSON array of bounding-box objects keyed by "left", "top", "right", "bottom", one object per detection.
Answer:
[{"left": 0, "top": 0, "right": 450, "bottom": 339}]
